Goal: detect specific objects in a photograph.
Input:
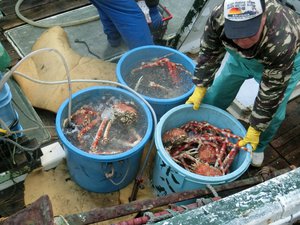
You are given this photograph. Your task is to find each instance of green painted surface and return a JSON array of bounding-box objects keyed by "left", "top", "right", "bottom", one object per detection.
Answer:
[
  {"left": 0, "top": 166, "right": 30, "bottom": 184},
  {"left": 0, "top": 42, "right": 11, "bottom": 72}
]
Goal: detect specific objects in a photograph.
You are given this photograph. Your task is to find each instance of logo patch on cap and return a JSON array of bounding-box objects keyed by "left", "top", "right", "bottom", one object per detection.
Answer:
[{"left": 224, "top": 0, "right": 263, "bottom": 21}]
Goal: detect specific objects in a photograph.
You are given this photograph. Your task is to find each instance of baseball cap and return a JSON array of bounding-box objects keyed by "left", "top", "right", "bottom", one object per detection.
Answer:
[{"left": 224, "top": 0, "right": 265, "bottom": 39}]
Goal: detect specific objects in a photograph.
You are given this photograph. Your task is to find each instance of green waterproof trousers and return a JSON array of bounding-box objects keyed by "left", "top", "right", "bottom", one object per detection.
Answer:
[{"left": 202, "top": 50, "right": 300, "bottom": 152}]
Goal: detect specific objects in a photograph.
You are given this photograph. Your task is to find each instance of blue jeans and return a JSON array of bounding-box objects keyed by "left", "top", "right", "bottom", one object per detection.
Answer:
[
  {"left": 90, "top": 0, "right": 155, "bottom": 49},
  {"left": 203, "top": 50, "right": 300, "bottom": 152}
]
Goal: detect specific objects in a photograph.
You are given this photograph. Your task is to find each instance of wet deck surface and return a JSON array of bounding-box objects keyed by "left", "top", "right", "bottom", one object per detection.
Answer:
[{"left": 0, "top": 0, "right": 300, "bottom": 221}]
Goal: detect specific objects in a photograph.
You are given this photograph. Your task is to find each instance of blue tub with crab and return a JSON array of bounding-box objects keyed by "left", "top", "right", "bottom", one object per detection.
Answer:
[
  {"left": 152, "top": 104, "right": 251, "bottom": 197},
  {"left": 116, "top": 45, "right": 195, "bottom": 120},
  {"left": 56, "top": 86, "right": 153, "bottom": 193}
]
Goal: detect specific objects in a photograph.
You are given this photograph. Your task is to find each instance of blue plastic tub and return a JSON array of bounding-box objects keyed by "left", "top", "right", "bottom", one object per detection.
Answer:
[
  {"left": 116, "top": 45, "right": 195, "bottom": 120},
  {"left": 0, "top": 82, "right": 22, "bottom": 132},
  {"left": 56, "top": 86, "right": 153, "bottom": 193},
  {"left": 152, "top": 104, "right": 251, "bottom": 196}
]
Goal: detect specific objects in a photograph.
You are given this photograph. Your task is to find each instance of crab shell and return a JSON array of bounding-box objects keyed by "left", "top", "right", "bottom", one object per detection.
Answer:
[
  {"left": 193, "top": 162, "right": 222, "bottom": 176},
  {"left": 113, "top": 103, "right": 138, "bottom": 125},
  {"left": 70, "top": 106, "right": 98, "bottom": 127},
  {"left": 162, "top": 128, "right": 188, "bottom": 147},
  {"left": 198, "top": 144, "right": 218, "bottom": 164}
]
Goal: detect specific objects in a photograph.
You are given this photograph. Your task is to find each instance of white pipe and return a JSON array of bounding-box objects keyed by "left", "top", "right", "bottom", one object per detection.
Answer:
[
  {"left": 0, "top": 48, "right": 157, "bottom": 173},
  {"left": 0, "top": 48, "right": 73, "bottom": 121},
  {"left": 15, "top": 0, "right": 99, "bottom": 28}
]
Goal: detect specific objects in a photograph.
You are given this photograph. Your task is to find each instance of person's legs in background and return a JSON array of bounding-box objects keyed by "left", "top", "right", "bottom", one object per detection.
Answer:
[
  {"left": 148, "top": 5, "right": 163, "bottom": 43},
  {"left": 90, "top": 0, "right": 154, "bottom": 49},
  {"left": 97, "top": 7, "right": 122, "bottom": 47},
  {"left": 149, "top": 6, "right": 162, "bottom": 29},
  {"left": 90, "top": 0, "right": 122, "bottom": 47}
]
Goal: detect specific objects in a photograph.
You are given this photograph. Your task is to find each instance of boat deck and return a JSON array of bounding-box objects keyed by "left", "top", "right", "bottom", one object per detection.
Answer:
[{"left": 0, "top": 0, "right": 300, "bottom": 223}]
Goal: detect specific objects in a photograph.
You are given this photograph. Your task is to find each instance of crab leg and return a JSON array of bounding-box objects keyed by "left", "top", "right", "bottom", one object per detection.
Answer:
[
  {"left": 78, "top": 116, "right": 101, "bottom": 143},
  {"left": 221, "top": 145, "right": 239, "bottom": 175},
  {"left": 165, "top": 60, "right": 179, "bottom": 84},
  {"left": 92, "top": 149, "right": 123, "bottom": 155},
  {"left": 226, "top": 142, "right": 250, "bottom": 152},
  {"left": 131, "top": 58, "right": 169, "bottom": 73},
  {"left": 129, "top": 128, "right": 142, "bottom": 143},
  {"left": 202, "top": 123, "right": 242, "bottom": 139},
  {"left": 134, "top": 76, "right": 143, "bottom": 91},
  {"left": 169, "top": 137, "right": 202, "bottom": 156},
  {"left": 214, "top": 141, "right": 228, "bottom": 168},
  {"left": 101, "top": 119, "right": 112, "bottom": 146},
  {"left": 180, "top": 121, "right": 209, "bottom": 134},
  {"left": 110, "top": 138, "right": 141, "bottom": 149},
  {"left": 149, "top": 81, "right": 172, "bottom": 93},
  {"left": 173, "top": 153, "right": 197, "bottom": 170},
  {"left": 90, "top": 117, "right": 109, "bottom": 151}
]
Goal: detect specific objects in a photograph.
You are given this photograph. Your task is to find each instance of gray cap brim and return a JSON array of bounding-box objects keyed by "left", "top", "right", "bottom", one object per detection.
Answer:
[{"left": 224, "top": 14, "right": 262, "bottom": 39}]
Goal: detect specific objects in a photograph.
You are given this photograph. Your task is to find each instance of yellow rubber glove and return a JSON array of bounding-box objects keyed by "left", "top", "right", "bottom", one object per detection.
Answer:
[
  {"left": 185, "top": 86, "right": 207, "bottom": 110},
  {"left": 238, "top": 126, "right": 261, "bottom": 151},
  {"left": 0, "top": 128, "right": 7, "bottom": 135}
]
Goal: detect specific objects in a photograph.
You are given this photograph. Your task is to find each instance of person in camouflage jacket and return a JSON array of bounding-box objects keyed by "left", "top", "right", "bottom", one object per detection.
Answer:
[{"left": 186, "top": 0, "right": 300, "bottom": 166}]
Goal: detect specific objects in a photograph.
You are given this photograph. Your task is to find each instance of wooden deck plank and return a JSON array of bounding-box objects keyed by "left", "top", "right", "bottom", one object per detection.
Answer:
[
  {"left": 285, "top": 148, "right": 300, "bottom": 166},
  {"left": 268, "top": 157, "right": 291, "bottom": 170},
  {"left": 0, "top": 0, "right": 90, "bottom": 30},
  {"left": 271, "top": 125, "right": 300, "bottom": 149},
  {"left": 0, "top": 0, "right": 54, "bottom": 16},
  {"left": 261, "top": 145, "right": 281, "bottom": 166},
  {"left": 274, "top": 135, "right": 300, "bottom": 157}
]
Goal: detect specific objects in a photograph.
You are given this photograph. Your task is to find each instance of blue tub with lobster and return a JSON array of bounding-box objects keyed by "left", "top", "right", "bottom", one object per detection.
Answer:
[
  {"left": 152, "top": 104, "right": 251, "bottom": 196},
  {"left": 116, "top": 45, "right": 195, "bottom": 120},
  {"left": 56, "top": 86, "right": 153, "bottom": 193}
]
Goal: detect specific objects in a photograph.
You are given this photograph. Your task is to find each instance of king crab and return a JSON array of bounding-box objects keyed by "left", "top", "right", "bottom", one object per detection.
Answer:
[
  {"left": 162, "top": 128, "right": 188, "bottom": 149},
  {"left": 161, "top": 121, "right": 247, "bottom": 176},
  {"left": 65, "top": 99, "right": 144, "bottom": 155},
  {"left": 132, "top": 57, "right": 192, "bottom": 85},
  {"left": 89, "top": 102, "right": 139, "bottom": 153},
  {"left": 67, "top": 105, "right": 101, "bottom": 144}
]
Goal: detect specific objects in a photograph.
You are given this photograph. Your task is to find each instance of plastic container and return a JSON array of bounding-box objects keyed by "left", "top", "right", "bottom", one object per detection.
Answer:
[
  {"left": 152, "top": 104, "right": 251, "bottom": 196},
  {"left": 0, "top": 81, "right": 22, "bottom": 132},
  {"left": 116, "top": 45, "right": 195, "bottom": 120},
  {"left": 0, "top": 42, "right": 11, "bottom": 72},
  {"left": 56, "top": 86, "right": 153, "bottom": 193}
]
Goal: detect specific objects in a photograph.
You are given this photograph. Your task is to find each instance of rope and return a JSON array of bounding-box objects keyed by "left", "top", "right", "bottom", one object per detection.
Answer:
[
  {"left": 143, "top": 211, "right": 172, "bottom": 223},
  {"left": 206, "top": 184, "right": 219, "bottom": 197},
  {"left": 105, "top": 161, "right": 130, "bottom": 186}
]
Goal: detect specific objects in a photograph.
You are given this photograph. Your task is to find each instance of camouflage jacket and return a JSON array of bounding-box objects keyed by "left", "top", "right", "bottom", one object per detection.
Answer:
[{"left": 193, "top": 0, "right": 300, "bottom": 131}]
